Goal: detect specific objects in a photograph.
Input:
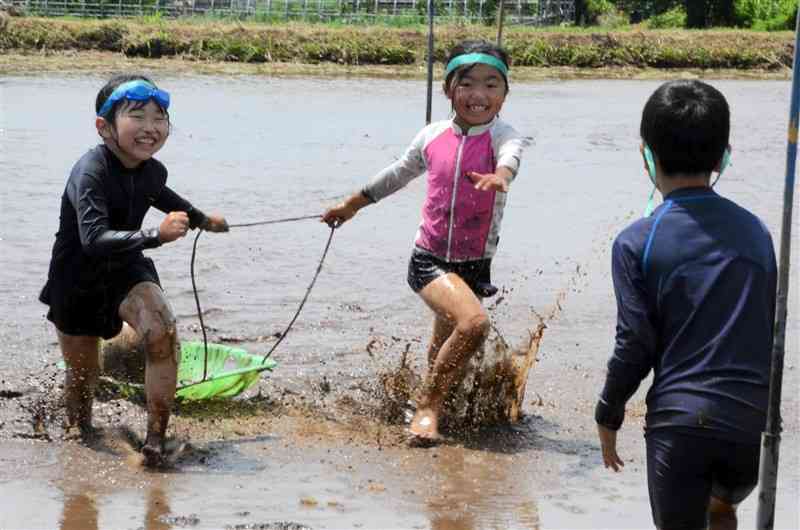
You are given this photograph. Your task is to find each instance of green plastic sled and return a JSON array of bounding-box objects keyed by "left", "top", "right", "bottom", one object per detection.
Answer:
[
  {"left": 176, "top": 341, "right": 277, "bottom": 401},
  {"left": 57, "top": 341, "right": 277, "bottom": 401}
]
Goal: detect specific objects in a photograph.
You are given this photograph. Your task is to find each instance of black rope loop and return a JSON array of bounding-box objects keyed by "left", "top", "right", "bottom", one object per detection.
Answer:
[{"left": 186, "top": 214, "right": 334, "bottom": 388}]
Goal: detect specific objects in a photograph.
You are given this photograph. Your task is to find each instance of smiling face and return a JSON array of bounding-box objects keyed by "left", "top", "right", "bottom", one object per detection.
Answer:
[
  {"left": 96, "top": 99, "right": 169, "bottom": 168},
  {"left": 447, "top": 63, "right": 508, "bottom": 129}
]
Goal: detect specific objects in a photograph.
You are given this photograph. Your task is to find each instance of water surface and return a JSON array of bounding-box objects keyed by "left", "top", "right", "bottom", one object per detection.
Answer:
[{"left": 1, "top": 75, "right": 797, "bottom": 529}]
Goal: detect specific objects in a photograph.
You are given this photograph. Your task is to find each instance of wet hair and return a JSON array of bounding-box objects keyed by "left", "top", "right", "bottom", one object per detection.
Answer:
[
  {"left": 95, "top": 73, "right": 168, "bottom": 126},
  {"left": 443, "top": 40, "right": 510, "bottom": 95},
  {"left": 640, "top": 80, "right": 729, "bottom": 177}
]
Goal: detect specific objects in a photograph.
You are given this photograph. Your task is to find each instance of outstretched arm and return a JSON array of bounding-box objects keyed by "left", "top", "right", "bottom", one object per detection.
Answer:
[
  {"left": 322, "top": 127, "right": 427, "bottom": 227},
  {"left": 469, "top": 123, "right": 529, "bottom": 193},
  {"left": 322, "top": 191, "right": 372, "bottom": 227},
  {"left": 491, "top": 122, "right": 529, "bottom": 183},
  {"left": 467, "top": 166, "right": 514, "bottom": 192}
]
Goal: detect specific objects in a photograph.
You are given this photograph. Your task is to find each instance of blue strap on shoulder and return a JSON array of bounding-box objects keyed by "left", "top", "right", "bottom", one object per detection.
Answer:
[{"left": 642, "top": 200, "right": 674, "bottom": 277}]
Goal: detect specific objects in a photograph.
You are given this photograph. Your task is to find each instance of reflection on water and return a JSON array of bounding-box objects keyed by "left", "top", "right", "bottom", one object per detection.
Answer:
[
  {"left": 60, "top": 493, "right": 98, "bottom": 530},
  {"left": 145, "top": 487, "right": 172, "bottom": 530},
  {"left": 59, "top": 486, "right": 173, "bottom": 530},
  {"left": 417, "top": 440, "right": 545, "bottom": 530},
  {"left": 56, "top": 441, "right": 175, "bottom": 530}
]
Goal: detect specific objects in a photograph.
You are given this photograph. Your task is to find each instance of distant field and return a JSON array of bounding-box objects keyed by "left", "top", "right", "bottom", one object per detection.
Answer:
[{"left": 0, "top": 16, "right": 794, "bottom": 73}]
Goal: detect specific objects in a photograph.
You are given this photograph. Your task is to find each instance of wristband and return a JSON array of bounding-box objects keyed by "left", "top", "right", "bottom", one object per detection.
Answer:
[{"left": 143, "top": 227, "right": 162, "bottom": 248}]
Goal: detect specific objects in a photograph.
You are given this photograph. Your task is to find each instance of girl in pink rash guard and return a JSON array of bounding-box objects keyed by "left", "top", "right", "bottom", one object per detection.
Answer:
[{"left": 323, "top": 40, "right": 527, "bottom": 444}]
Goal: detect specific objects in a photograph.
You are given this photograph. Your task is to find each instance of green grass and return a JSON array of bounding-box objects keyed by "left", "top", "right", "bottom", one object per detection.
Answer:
[{"left": 0, "top": 16, "right": 794, "bottom": 70}]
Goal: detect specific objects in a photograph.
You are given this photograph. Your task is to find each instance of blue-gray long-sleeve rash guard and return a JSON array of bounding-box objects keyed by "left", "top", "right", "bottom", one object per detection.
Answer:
[{"left": 595, "top": 186, "right": 777, "bottom": 444}]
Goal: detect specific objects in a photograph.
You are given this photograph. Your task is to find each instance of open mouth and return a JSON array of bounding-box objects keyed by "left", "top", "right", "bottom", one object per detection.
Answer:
[
  {"left": 468, "top": 105, "right": 488, "bottom": 113},
  {"left": 135, "top": 137, "right": 157, "bottom": 146}
]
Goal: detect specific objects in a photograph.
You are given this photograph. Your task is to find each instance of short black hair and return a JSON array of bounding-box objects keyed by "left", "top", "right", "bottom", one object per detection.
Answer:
[
  {"left": 95, "top": 73, "right": 166, "bottom": 125},
  {"left": 640, "top": 80, "right": 730, "bottom": 177},
  {"left": 443, "top": 40, "right": 510, "bottom": 94}
]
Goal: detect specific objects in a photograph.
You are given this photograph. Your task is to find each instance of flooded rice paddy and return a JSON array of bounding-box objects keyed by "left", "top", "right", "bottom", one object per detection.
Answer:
[{"left": 0, "top": 75, "right": 798, "bottom": 529}]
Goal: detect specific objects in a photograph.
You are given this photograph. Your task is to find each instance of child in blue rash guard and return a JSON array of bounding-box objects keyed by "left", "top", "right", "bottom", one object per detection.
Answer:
[
  {"left": 39, "top": 74, "right": 229, "bottom": 466},
  {"left": 595, "top": 80, "right": 777, "bottom": 530}
]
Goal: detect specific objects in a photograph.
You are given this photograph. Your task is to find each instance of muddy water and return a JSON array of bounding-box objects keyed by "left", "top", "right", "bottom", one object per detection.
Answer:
[{"left": 1, "top": 75, "right": 798, "bottom": 529}]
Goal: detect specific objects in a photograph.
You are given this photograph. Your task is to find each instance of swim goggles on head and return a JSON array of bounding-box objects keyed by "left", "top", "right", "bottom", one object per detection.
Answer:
[
  {"left": 97, "top": 80, "right": 171, "bottom": 118},
  {"left": 445, "top": 53, "right": 509, "bottom": 78}
]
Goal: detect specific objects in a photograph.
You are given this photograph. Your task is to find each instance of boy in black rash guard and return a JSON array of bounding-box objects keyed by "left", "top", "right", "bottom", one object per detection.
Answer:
[
  {"left": 594, "top": 80, "right": 777, "bottom": 530},
  {"left": 39, "top": 74, "right": 229, "bottom": 466}
]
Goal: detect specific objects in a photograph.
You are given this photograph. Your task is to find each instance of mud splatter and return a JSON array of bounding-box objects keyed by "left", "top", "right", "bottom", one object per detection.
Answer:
[
  {"left": 376, "top": 343, "right": 420, "bottom": 424},
  {"left": 158, "top": 514, "right": 201, "bottom": 527},
  {"left": 13, "top": 365, "right": 64, "bottom": 441},
  {"left": 225, "top": 521, "right": 313, "bottom": 530}
]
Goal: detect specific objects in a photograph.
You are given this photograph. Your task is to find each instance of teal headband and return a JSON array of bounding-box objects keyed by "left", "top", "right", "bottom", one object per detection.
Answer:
[{"left": 445, "top": 53, "right": 509, "bottom": 78}]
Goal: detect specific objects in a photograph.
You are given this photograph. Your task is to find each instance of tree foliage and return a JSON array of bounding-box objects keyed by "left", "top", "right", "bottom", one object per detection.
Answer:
[{"left": 590, "top": 0, "right": 793, "bottom": 29}]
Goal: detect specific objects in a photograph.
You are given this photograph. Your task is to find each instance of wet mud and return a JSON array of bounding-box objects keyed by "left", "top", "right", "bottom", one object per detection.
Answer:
[
  {"left": 2, "top": 310, "right": 544, "bottom": 451},
  {"left": 2, "top": 76, "right": 798, "bottom": 529},
  {"left": 0, "top": 280, "right": 602, "bottom": 530}
]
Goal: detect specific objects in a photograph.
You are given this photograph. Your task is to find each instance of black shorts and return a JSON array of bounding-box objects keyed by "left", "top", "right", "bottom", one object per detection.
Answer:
[
  {"left": 645, "top": 429, "right": 760, "bottom": 530},
  {"left": 407, "top": 247, "right": 497, "bottom": 298},
  {"left": 40, "top": 256, "right": 161, "bottom": 339}
]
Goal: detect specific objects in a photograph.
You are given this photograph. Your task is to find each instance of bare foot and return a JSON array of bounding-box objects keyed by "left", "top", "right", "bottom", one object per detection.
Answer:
[
  {"left": 408, "top": 408, "right": 442, "bottom": 446},
  {"left": 142, "top": 434, "right": 164, "bottom": 468},
  {"left": 63, "top": 416, "right": 99, "bottom": 441},
  {"left": 65, "top": 397, "right": 93, "bottom": 434},
  {"left": 79, "top": 423, "right": 104, "bottom": 445}
]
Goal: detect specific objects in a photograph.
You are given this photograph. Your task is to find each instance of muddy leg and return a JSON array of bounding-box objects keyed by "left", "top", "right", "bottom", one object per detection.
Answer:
[
  {"left": 58, "top": 332, "right": 100, "bottom": 437},
  {"left": 411, "top": 274, "right": 488, "bottom": 440},
  {"left": 427, "top": 315, "right": 455, "bottom": 371},
  {"left": 100, "top": 323, "right": 145, "bottom": 383},
  {"left": 118, "top": 282, "right": 178, "bottom": 467},
  {"left": 708, "top": 497, "right": 738, "bottom": 530}
]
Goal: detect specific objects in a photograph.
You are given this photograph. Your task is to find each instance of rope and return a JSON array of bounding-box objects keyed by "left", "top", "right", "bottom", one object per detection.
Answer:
[
  {"left": 228, "top": 214, "right": 322, "bottom": 228},
  {"left": 190, "top": 229, "right": 211, "bottom": 381},
  {"left": 186, "top": 214, "right": 333, "bottom": 388},
  {"left": 261, "top": 226, "right": 335, "bottom": 364}
]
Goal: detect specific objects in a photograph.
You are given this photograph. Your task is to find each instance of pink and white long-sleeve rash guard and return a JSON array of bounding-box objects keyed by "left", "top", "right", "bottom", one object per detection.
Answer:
[{"left": 362, "top": 117, "right": 527, "bottom": 262}]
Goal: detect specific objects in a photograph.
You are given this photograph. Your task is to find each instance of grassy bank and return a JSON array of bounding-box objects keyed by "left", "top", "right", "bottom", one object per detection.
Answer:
[{"left": 0, "top": 16, "right": 794, "bottom": 72}]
